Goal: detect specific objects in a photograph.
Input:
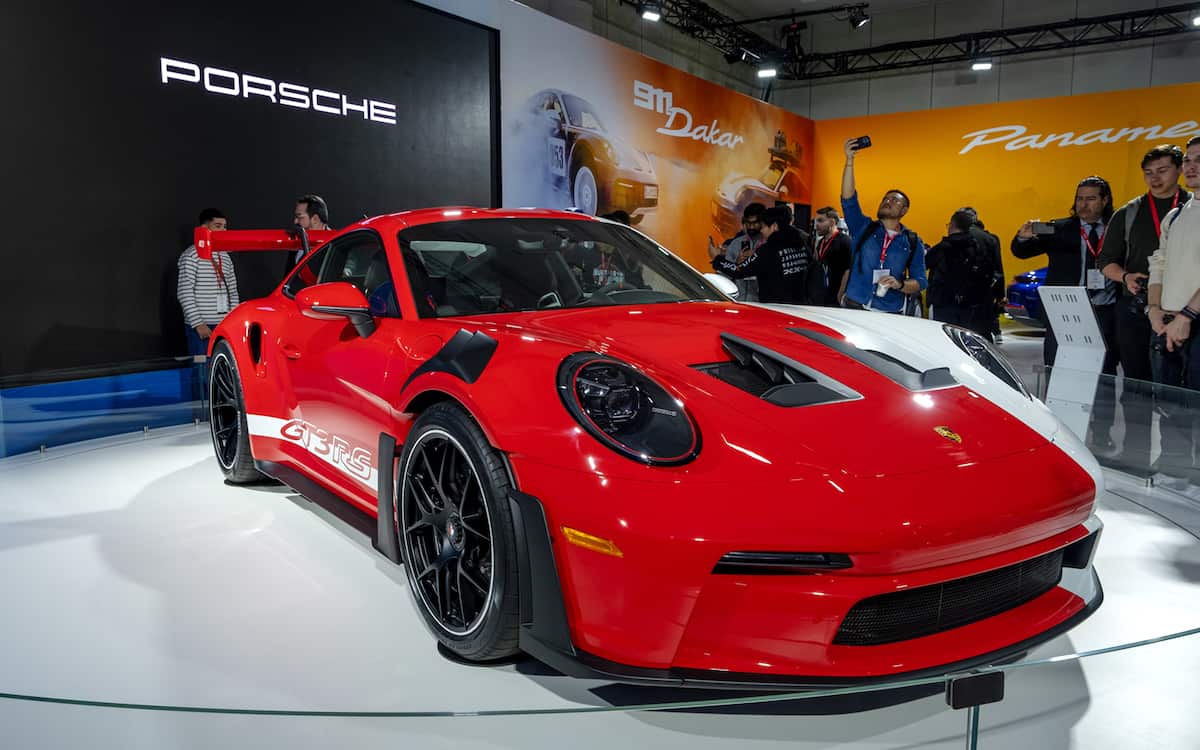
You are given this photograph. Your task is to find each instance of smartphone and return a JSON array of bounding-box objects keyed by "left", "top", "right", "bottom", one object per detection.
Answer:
[
  {"left": 852, "top": 135, "right": 872, "bottom": 151},
  {"left": 1031, "top": 220, "right": 1056, "bottom": 235}
]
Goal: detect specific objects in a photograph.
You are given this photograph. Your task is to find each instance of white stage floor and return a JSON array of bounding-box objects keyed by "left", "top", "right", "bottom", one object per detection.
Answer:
[{"left": 1, "top": 425, "right": 1198, "bottom": 748}]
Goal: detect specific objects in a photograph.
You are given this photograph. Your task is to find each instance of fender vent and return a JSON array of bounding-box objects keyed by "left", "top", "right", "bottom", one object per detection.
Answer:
[
  {"left": 693, "top": 333, "right": 861, "bottom": 407},
  {"left": 248, "top": 323, "right": 263, "bottom": 365}
]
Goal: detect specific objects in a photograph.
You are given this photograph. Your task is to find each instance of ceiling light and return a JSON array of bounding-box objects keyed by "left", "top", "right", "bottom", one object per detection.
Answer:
[
  {"left": 971, "top": 60, "right": 993, "bottom": 71},
  {"left": 848, "top": 7, "right": 870, "bottom": 29},
  {"left": 724, "top": 48, "right": 749, "bottom": 64},
  {"left": 757, "top": 66, "right": 778, "bottom": 78},
  {"left": 640, "top": 2, "right": 662, "bottom": 22},
  {"left": 1193, "top": 15, "right": 1200, "bottom": 27}
]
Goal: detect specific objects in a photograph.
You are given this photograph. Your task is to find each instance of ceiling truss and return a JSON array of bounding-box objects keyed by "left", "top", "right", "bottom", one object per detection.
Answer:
[{"left": 616, "top": 1, "right": 1200, "bottom": 81}]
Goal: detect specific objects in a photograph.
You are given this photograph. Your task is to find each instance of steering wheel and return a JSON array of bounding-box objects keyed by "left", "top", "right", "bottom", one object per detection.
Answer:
[{"left": 583, "top": 282, "right": 625, "bottom": 305}]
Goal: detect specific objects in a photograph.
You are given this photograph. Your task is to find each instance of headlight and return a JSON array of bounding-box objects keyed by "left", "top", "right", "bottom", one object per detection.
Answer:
[
  {"left": 557, "top": 353, "right": 700, "bottom": 466},
  {"left": 943, "top": 325, "right": 1030, "bottom": 399}
]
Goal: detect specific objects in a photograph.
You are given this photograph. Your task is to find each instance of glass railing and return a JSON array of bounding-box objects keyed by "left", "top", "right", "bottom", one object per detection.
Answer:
[
  {"left": 1034, "top": 364, "right": 1200, "bottom": 490},
  {"left": 0, "top": 356, "right": 205, "bottom": 458}
]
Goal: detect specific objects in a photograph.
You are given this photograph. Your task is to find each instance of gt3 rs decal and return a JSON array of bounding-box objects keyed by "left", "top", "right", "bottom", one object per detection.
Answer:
[{"left": 246, "top": 414, "right": 377, "bottom": 488}]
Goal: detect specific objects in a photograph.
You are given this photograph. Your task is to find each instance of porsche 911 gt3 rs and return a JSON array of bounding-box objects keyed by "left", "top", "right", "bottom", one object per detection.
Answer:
[{"left": 199, "top": 207, "right": 1102, "bottom": 688}]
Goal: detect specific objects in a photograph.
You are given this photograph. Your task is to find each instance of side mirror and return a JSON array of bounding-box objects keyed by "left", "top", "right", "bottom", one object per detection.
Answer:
[
  {"left": 704, "top": 273, "right": 739, "bottom": 300},
  {"left": 296, "top": 282, "right": 376, "bottom": 338}
]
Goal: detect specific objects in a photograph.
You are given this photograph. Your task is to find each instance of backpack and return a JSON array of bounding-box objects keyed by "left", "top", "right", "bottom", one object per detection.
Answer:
[
  {"left": 852, "top": 221, "right": 923, "bottom": 313},
  {"left": 946, "top": 230, "right": 997, "bottom": 305}
]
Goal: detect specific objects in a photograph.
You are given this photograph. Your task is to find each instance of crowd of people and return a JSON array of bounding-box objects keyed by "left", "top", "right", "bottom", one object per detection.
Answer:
[{"left": 705, "top": 136, "right": 1200, "bottom": 478}]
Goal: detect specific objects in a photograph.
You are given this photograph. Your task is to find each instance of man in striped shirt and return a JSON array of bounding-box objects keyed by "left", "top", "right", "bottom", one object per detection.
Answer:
[{"left": 177, "top": 208, "right": 239, "bottom": 359}]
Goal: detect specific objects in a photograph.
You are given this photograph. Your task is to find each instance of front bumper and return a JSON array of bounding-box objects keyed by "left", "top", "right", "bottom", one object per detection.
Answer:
[
  {"left": 522, "top": 571, "right": 1102, "bottom": 690},
  {"left": 609, "top": 173, "right": 658, "bottom": 213},
  {"left": 508, "top": 452, "right": 1101, "bottom": 686}
]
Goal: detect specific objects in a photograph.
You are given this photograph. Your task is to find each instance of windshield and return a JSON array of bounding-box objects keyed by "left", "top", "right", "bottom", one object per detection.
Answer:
[
  {"left": 398, "top": 218, "right": 726, "bottom": 318},
  {"left": 561, "top": 94, "right": 607, "bottom": 132}
]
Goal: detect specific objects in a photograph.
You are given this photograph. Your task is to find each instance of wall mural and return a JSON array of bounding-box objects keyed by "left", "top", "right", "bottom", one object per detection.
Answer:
[{"left": 500, "top": 13, "right": 814, "bottom": 272}]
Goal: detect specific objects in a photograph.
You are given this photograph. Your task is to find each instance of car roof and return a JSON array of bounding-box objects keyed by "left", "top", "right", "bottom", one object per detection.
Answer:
[{"left": 353, "top": 206, "right": 600, "bottom": 233}]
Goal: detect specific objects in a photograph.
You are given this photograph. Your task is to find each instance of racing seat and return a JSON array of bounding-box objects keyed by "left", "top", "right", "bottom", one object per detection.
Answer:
[{"left": 364, "top": 252, "right": 399, "bottom": 317}]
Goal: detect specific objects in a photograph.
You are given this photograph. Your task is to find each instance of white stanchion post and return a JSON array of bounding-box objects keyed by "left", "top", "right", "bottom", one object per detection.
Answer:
[{"left": 1038, "top": 286, "right": 1107, "bottom": 441}]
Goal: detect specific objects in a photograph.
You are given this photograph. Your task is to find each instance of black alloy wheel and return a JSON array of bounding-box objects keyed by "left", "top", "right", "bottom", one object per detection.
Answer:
[
  {"left": 208, "top": 341, "right": 263, "bottom": 483},
  {"left": 398, "top": 403, "right": 520, "bottom": 661}
]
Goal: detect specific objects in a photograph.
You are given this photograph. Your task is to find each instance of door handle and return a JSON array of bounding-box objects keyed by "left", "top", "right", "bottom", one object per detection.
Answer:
[{"left": 282, "top": 343, "right": 302, "bottom": 360}]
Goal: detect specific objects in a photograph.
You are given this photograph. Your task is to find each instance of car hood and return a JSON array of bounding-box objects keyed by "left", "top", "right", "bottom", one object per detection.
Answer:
[{"left": 495, "top": 302, "right": 1053, "bottom": 480}]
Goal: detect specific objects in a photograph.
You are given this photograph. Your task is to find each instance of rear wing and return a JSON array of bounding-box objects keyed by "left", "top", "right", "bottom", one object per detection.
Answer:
[{"left": 194, "top": 227, "right": 337, "bottom": 260}]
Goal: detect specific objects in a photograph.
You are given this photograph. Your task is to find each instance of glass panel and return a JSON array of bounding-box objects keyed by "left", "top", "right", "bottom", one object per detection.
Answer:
[
  {"left": 1035, "top": 365, "right": 1200, "bottom": 487},
  {"left": 0, "top": 356, "right": 203, "bottom": 458}
]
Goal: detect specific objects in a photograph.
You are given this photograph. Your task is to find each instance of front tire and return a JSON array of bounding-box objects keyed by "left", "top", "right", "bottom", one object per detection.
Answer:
[
  {"left": 397, "top": 402, "right": 520, "bottom": 661},
  {"left": 209, "top": 340, "right": 264, "bottom": 484},
  {"left": 572, "top": 164, "right": 600, "bottom": 215}
]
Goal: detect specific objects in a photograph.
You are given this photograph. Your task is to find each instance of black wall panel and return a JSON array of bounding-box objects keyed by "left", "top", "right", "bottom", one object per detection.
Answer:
[{"left": 0, "top": 0, "right": 497, "bottom": 378}]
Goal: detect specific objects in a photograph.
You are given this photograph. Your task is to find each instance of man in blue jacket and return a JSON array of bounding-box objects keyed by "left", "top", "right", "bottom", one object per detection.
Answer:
[{"left": 839, "top": 138, "right": 926, "bottom": 313}]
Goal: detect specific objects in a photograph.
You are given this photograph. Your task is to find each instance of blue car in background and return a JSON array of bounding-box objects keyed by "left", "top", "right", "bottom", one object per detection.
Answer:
[{"left": 1007, "top": 267, "right": 1047, "bottom": 326}]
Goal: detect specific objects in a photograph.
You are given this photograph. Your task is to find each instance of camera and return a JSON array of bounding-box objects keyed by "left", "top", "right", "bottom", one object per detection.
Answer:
[
  {"left": 851, "top": 135, "right": 872, "bottom": 151},
  {"left": 1031, "top": 220, "right": 1057, "bottom": 235}
]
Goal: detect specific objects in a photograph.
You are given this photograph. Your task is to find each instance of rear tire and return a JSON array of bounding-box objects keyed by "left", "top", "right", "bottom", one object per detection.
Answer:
[
  {"left": 397, "top": 402, "right": 520, "bottom": 661},
  {"left": 209, "top": 340, "right": 264, "bottom": 484}
]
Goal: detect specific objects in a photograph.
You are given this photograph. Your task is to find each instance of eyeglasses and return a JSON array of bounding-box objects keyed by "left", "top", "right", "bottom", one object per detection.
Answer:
[{"left": 880, "top": 195, "right": 907, "bottom": 205}]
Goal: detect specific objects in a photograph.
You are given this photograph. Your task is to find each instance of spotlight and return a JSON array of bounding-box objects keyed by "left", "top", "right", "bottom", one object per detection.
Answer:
[
  {"left": 724, "top": 48, "right": 748, "bottom": 64},
  {"left": 640, "top": 2, "right": 662, "bottom": 22},
  {"left": 1193, "top": 14, "right": 1200, "bottom": 27},
  {"left": 848, "top": 7, "right": 870, "bottom": 29},
  {"left": 757, "top": 66, "right": 778, "bottom": 78},
  {"left": 971, "top": 60, "right": 993, "bottom": 71}
]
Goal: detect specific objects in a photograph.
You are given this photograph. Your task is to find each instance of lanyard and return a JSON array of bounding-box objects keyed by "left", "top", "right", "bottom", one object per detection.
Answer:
[
  {"left": 879, "top": 229, "right": 897, "bottom": 267},
  {"left": 818, "top": 229, "right": 837, "bottom": 261},
  {"left": 1148, "top": 191, "right": 1181, "bottom": 238},
  {"left": 209, "top": 253, "right": 226, "bottom": 288},
  {"left": 1079, "top": 223, "right": 1105, "bottom": 258}
]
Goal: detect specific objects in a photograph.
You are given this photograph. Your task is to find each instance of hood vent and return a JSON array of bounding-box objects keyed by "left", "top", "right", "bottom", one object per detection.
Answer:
[
  {"left": 788, "top": 328, "right": 957, "bottom": 392},
  {"left": 692, "top": 333, "right": 862, "bottom": 407}
]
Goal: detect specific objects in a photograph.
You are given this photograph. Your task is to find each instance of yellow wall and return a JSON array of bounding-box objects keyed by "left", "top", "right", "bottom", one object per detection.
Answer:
[{"left": 811, "top": 82, "right": 1200, "bottom": 276}]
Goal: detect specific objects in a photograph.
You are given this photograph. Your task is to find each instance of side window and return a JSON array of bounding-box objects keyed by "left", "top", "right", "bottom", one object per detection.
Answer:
[
  {"left": 286, "top": 231, "right": 400, "bottom": 317},
  {"left": 284, "top": 245, "right": 330, "bottom": 298}
]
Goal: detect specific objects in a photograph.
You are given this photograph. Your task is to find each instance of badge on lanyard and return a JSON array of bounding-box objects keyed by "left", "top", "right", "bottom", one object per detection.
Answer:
[{"left": 1086, "top": 268, "right": 1105, "bottom": 290}]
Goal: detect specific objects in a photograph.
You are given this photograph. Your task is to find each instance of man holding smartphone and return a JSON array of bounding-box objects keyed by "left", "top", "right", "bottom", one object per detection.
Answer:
[
  {"left": 839, "top": 136, "right": 926, "bottom": 314},
  {"left": 708, "top": 202, "right": 766, "bottom": 301}
]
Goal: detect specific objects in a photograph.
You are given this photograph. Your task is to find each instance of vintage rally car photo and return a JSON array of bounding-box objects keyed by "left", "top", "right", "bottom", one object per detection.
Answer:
[
  {"left": 711, "top": 133, "right": 808, "bottom": 239},
  {"left": 523, "top": 88, "right": 659, "bottom": 220},
  {"left": 198, "top": 207, "right": 1102, "bottom": 688}
]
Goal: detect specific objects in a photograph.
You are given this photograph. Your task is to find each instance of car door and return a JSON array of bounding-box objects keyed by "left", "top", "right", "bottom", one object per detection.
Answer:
[{"left": 277, "top": 230, "right": 403, "bottom": 507}]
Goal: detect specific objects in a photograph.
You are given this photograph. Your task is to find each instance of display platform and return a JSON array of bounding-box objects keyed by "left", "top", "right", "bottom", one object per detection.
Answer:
[{"left": 1, "top": 425, "right": 1198, "bottom": 748}]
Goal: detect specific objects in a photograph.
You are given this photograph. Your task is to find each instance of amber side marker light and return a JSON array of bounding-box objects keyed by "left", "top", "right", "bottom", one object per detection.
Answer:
[{"left": 561, "top": 527, "right": 624, "bottom": 558}]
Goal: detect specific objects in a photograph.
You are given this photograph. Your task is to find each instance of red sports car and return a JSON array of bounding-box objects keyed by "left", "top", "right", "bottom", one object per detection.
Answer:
[{"left": 199, "top": 207, "right": 1102, "bottom": 688}]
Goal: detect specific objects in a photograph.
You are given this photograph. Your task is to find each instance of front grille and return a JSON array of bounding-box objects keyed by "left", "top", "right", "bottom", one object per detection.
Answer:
[{"left": 834, "top": 549, "right": 1065, "bottom": 646}]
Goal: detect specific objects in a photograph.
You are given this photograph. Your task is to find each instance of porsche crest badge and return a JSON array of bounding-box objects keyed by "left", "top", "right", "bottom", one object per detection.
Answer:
[{"left": 934, "top": 426, "right": 962, "bottom": 444}]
